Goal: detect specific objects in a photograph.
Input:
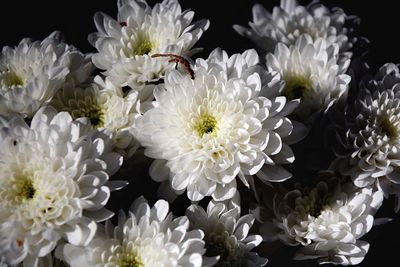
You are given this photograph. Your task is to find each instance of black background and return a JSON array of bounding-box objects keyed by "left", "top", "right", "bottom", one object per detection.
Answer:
[{"left": 1, "top": 1, "right": 399, "bottom": 266}]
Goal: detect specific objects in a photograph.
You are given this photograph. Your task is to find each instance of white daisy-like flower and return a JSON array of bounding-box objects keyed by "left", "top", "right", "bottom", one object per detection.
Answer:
[
  {"left": 63, "top": 196, "right": 206, "bottom": 267},
  {"left": 331, "top": 63, "right": 400, "bottom": 211},
  {"left": 0, "top": 31, "right": 87, "bottom": 118},
  {"left": 186, "top": 195, "right": 267, "bottom": 267},
  {"left": 50, "top": 75, "right": 141, "bottom": 158},
  {"left": 256, "top": 175, "right": 383, "bottom": 265},
  {"left": 0, "top": 107, "right": 125, "bottom": 266},
  {"left": 233, "top": 0, "right": 356, "bottom": 64},
  {"left": 134, "top": 48, "right": 307, "bottom": 201},
  {"left": 89, "top": 0, "right": 209, "bottom": 90},
  {"left": 266, "top": 34, "right": 351, "bottom": 123}
]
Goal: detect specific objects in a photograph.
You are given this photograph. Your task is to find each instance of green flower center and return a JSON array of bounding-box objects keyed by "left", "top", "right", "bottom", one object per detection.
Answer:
[
  {"left": 205, "top": 232, "right": 242, "bottom": 267},
  {"left": 119, "top": 253, "right": 143, "bottom": 267},
  {"left": 193, "top": 113, "right": 218, "bottom": 137},
  {"left": 299, "top": 193, "right": 332, "bottom": 218},
  {"left": 16, "top": 176, "right": 36, "bottom": 201},
  {"left": 378, "top": 116, "right": 398, "bottom": 139},
  {"left": 304, "top": 200, "right": 325, "bottom": 218},
  {"left": 283, "top": 74, "right": 312, "bottom": 101},
  {"left": 72, "top": 105, "right": 105, "bottom": 128},
  {"left": 0, "top": 71, "right": 24, "bottom": 88},
  {"left": 133, "top": 39, "right": 153, "bottom": 56}
]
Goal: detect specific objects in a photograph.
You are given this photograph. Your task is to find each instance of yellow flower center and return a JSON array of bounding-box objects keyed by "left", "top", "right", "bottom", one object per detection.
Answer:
[
  {"left": 72, "top": 105, "right": 105, "bottom": 128},
  {"left": 15, "top": 175, "right": 36, "bottom": 201},
  {"left": 133, "top": 39, "right": 153, "bottom": 56},
  {"left": 296, "top": 191, "right": 332, "bottom": 218},
  {"left": 283, "top": 74, "right": 312, "bottom": 101},
  {"left": 193, "top": 113, "right": 218, "bottom": 137},
  {"left": 119, "top": 253, "right": 143, "bottom": 267},
  {"left": 0, "top": 71, "right": 24, "bottom": 88},
  {"left": 378, "top": 116, "right": 398, "bottom": 139}
]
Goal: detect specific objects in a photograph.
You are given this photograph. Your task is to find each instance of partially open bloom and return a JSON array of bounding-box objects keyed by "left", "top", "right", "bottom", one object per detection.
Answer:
[
  {"left": 50, "top": 76, "right": 141, "bottom": 158},
  {"left": 89, "top": 0, "right": 209, "bottom": 90},
  {"left": 332, "top": 63, "right": 400, "bottom": 211},
  {"left": 256, "top": 175, "right": 383, "bottom": 265},
  {"left": 234, "top": 0, "right": 356, "bottom": 64},
  {"left": 186, "top": 195, "right": 267, "bottom": 267},
  {"left": 266, "top": 34, "right": 350, "bottom": 123},
  {"left": 134, "top": 48, "right": 306, "bottom": 201},
  {"left": 63, "top": 196, "right": 206, "bottom": 267},
  {"left": 0, "top": 107, "right": 124, "bottom": 265},
  {"left": 0, "top": 32, "right": 88, "bottom": 118}
]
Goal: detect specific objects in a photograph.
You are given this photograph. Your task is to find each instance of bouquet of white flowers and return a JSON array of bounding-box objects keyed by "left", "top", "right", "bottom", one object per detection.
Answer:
[{"left": 1, "top": 0, "right": 399, "bottom": 266}]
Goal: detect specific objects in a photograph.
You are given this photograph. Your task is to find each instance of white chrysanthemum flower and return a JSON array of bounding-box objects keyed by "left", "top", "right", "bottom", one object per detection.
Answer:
[
  {"left": 266, "top": 34, "right": 350, "bottom": 123},
  {"left": 331, "top": 63, "right": 400, "bottom": 211},
  {"left": 186, "top": 195, "right": 267, "bottom": 267},
  {"left": 11, "top": 253, "right": 68, "bottom": 267},
  {"left": 256, "top": 176, "right": 383, "bottom": 265},
  {"left": 89, "top": 0, "right": 209, "bottom": 89},
  {"left": 134, "top": 48, "right": 307, "bottom": 201},
  {"left": 234, "top": 0, "right": 356, "bottom": 64},
  {"left": 0, "top": 107, "right": 125, "bottom": 266},
  {"left": 50, "top": 75, "right": 141, "bottom": 158},
  {"left": 63, "top": 196, "right": 205, "bottom": 267},
  {"left": 0, "top": 32, "right": 88, "bottom": 118}
]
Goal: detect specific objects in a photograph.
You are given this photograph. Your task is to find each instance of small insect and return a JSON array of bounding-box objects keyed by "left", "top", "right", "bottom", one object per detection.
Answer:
[
  {"left": 151, "top": 53, "right": 195, "bottom": 80},
  {"left": 119, "top": 21, "right": 127, "bottom": 27}
]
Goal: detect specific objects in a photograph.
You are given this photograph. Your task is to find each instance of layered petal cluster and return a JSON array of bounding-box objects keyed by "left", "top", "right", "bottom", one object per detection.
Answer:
[
  {"left": 89, "top": 0, "right": 209, "bottom": 90},
  {"left": 186, "top": 196, "right": 267, "bottom": 266},
  {"left": 14, "top": 253, "right": 68, "bottom": 267},
  {"left": 256, "top": 176, "right": 383, "bottom": 265},
  {"left": 234, "top": 0, "right": 355, "bottom": 64},
  {"left": 0, "top": 32, "right": 87, "bottom": 117},
  {"left": 332, "top": 63, "right": 400, "bottom": 210},
  {"left": 0, "top": 107, "right": 124, "bottom": 266},
  {"left": 51, "top": 76, "right": 141, "bottom": 158},
  {"left": 134, "top": 48, "right": 306, "bottom": 201},
  {"left": 266, "top": 34, "right": 350, "bottom": 122},
  {"left": 63, "top": 196, "right": 206, "bottom": 267}
]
